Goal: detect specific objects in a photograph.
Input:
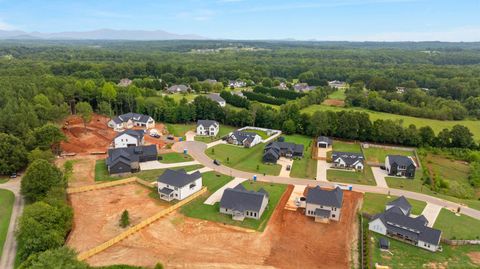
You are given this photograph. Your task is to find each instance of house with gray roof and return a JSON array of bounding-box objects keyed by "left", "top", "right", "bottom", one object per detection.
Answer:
[
  {"left": 114, "top": 129, "right": 145, "bottom": 148},
  {"left": 227, "top": 131, "right": 262, "bottom": 148},
  {"left": 118, "top": 78, "right": 133, "bottom": 87},
  {"left": 385, "top": 155, "right": 417, "bottom": 178},
  {"left": 331, "top": 151, "right": 364, "bottom": 171},
  {"left": 293, "top": 83, "right": 317, "bottom": 92},
  {"left": 108, "top": 112, "right": 155, "bottom": 131},
  {"left": 196, "top": 120, "right": 219, "bottom": 136},
  {"left": 228, "top": 80, "right": 247, "bottom": 88},
  {"left": 206, "top": 93, "right": 226, "bottom": 107},
  {"left": 166, "top": 84, "right": 190, "bottom": 94},
  {"left": 219, "top": 184, "right": 269, "bottom": 221},
  {"left": 317, "top": 136, "right": 333, "bottom": 148},
  {"left": 305, "top": 186, "right": 343, "bottom": 222},
  {"left": 263, "top": 141, "right": 304, "bottom": 163},
  {"left": 369, "top": 196, "right": 442, "bottom": 252},
  {"left": 157, "top": 169, "right": 202, "bottom": 201},
  {"left": 106, "top": 145, "right": 158, "bottom": 175}
]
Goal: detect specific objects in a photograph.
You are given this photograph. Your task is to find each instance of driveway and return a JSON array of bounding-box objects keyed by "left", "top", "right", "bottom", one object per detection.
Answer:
[
  {"left": 316, "top": 160, "right": 329, "bottom": 182},
  {"left": 277, "top": 157, "right": 293, "bottom": 177},
  {"left": 371, "top": 167, "right": 389, "bottom": 188},
  {"left": 421, "top": 203, "right": 443, "bottom": 227},
  {"left": 185, "top": 131, "right": 196, "bottom": 142},
  {"left": 139, "top": 160, "right": 200, "bottom": 171},
  {"left": 206, "top": 139, "right": 227, "bottom": 148},
  {"left": 284, "top": 185, "right": 306, "bottom": 211},
  {"left": 317, "top": 147, "right": 330, "bottom": 159},
  {"left": 204, "top": 177, "right": 247, "bottom": 205},
  {"left": 0, "top": 178, "right": 24, "bottom": 269}
]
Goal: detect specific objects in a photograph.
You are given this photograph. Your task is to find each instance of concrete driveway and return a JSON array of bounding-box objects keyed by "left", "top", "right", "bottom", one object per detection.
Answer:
[
  {"left": 371, "top": 167, "right": 389, "bottom": 188},
  {"left": 204, "top": 177, "right": 247, "bottom": 205},
  {"left": 277, "top": 157, "right": 293, "bottom": 177},
  {"left": 317, "top": 147, "right": 330, "bottom": 158},
  {"left": 206, "top": 139, "right": 227, "bottom": 148},
  {"left": 185, "top": 131, "right": 196, "bottom": 142},
  {"left": 139, "top": 160, "right": 200, "bottom": 171},
  {"left": 284, "top": 185, "right": 306, "bottom": 211},
  {"left": 316, "top": 160, "right": 329, "bottom": 182},
  {"left": 421, "top": 203, "right": 443, "bottom": 227}
]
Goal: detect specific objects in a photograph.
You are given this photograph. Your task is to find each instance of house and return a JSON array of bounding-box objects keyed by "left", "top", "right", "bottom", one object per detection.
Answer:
[
  {"left": 108, "top": 112, "right": 155, "bottom": 131},
  {"left": 167, "top": 84, "right": 190, "bottom": 94},
  {"left": 276, "top": 82, "right": 288, "bottom": 90},
  {"left": 114, "top": 129, "right": 145, "bottom": 148},
  {"left": 328, "top": 80, "right": 346, "bottom": 89},
  {"left": 228, "top": 80, "right": 247, "bottom": 88},
  {"left": 227, "top": 131, "right": 262, "bottom": 148},
  {"left": 203, "top": 79, "right": 218, "bottom": 84},
  {"left": 396, "top": 87, "right": 407, "bottom": 94},
  {"left": 206, "top": 93, "right": 226, "bottom": 107},
  {"left": 386, "top": 195, "right": 412, "bottom": 215},
  {"left": 219, "top": 184, "right": 269, "bottom": 221},
  {"left": 369, "top": 196, "right": 442, "bottom": 252},
  {"left": 196, "top": 120, "right": 220, "bottom": 136},
  {"left": 385, "top": 155, "right": 417, "bottom": 178},
  {"left": 293, "top": 83, "right": 316, "bottom": 92},
  {"left": 317, "top": 136, "right": 333, "bottom": 148},
  {"left": 305, "top": 186, "right": 343, "bottom": 222},
  {"left": 106, "top": 145, "right": 158, "bottom": 175},
  {"left": 157, "top": 169, "right": 202, "bottom": 201},
  {"left": 331, "top": 151, "right": 364, "bottom": 171},
  {"left": 263, "top": 141, "right": 304, "bottom": 163},
  {"left": 118, "top": 78, "right": 133, "bottom": 87}
]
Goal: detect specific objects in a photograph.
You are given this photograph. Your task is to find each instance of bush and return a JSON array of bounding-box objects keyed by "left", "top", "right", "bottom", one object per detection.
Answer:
[
  {"left": 20, "top": 159, "right": 64, "bottom": 203},
  {"left": 120, "top": 210, "right": 130, "bottom": 228}
]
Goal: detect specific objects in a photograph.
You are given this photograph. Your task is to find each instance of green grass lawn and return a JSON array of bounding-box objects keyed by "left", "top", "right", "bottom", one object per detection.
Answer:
[
  {"left": 370, "top": 233, "right": 480, "bottom": 269},
  {"left": 282, "top": 134, "right": 317, "bottom": 179},
  {"left": 433, "top": 209, "right": 480, "bottom": 240},
  {"left": 332, "top": 140, "right": 362, "bottom": 153},
  {"left": 327, "top": 88, "right": 346, "bottom": 100},
  {"left": 0, "top": 178, "right": 9, "bottom": 184},
  {"left": 195, "top": 125, "right": 236, "bottom": 143},
  {"left": 361, "top": 193, "right": 426, "bottom": 215},
  {"left": 301, "top": 104, "right": 480, "bottom": 139},
  {"left": 327, "top": 166, "right": 376, "bottom": 185},
  {"left": 158, "top": 152, "right": 193, "bottom": 163},
  {"left": 94, "top": 159, "right": 202, "bottom": 182},
  {"left": 206, "top": 144, "right": 281, "bottom": 176},
  {"left": 0, "top": 189, "right": 14, "bottom": 259},
  {"left": 165, "top": 123, "right": 196, "bottom": 137},
  {"left": 363, "top": 147, "right": 415, "bottom": 164},
  {"left": 181, "top": 180, "right": 287, "bottom": 231},
  {"left": 241, "top": 128, "right": 270, "bottom": 139}
]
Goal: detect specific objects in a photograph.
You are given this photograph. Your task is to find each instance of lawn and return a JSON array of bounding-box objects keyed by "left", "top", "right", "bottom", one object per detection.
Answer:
[
  {"left": 241, "top": 128, "right": 270, "bottom": 139},
  {"left": 165, "top": 123, "right": 196, "bottom": 137},
  {"left": 327, "top": 166, "right": 376, "bottom": 185},
  {"left": 424, "top": 153, "right": 470, "bottom": 185},
  {"left": 433, "top": 209, "right": 480, "bottom": 240},
  {"left": 327, "top": 88, "right": 346, "bottom": 100},
  {"left": 181, "top": 180, "right": 287, "bottom": 231},
  {"left": 370, "top": 233, "right": 480, "bottom": 269},
  {"left": 282, "top": 134, "right": 317, "bottom": 179},
  {"left": 0, "top": 189, "right": 14, "bottom": 259},
  {"left": 206, "top": 144, "right": 281, "bottom": 176},
  {"left": 194, "top": 125, "right": 236, "bottom": 143},
  {"left": 158, "top": 152, "right": 193, "bottom": 163},
  {"left": 301, "top": 104, "right": 480, "bottom": 139},
  {"left": 0, "top": 178, "right": 9, "bottom": 184},
  {"left": 332, "top": 140, "right": 362, "bottom": 153},
  {"left": 361, "top": 193, "right": 426, "bottom": 216},
  {"left": 362, "top": 146, "right": 415, "bottom": 164}
]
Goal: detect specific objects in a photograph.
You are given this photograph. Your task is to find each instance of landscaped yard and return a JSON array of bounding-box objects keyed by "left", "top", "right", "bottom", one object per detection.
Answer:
[
  {"left": 181, "top": 179, "right": 287, "bottom": 231},
  {"left": 332, "top": 140, "right": 362, "bottom": 153},
  {"left": 0, "top": 189, "right": 14, "bottom": 258},
  {"left": 363, "top": 146, "right": 415, "bottom": 164},
  {"left": 241, "top": 128, "right": 270, "bottom": 139},
  {"left": 165, "top": 123, "right": 196, "bottom": 137},
  {"left": 158, "top": 152, "right": 193, "bottom": 163},
  {"left": 433, "top": 209, "right": 480, "bottom": 240},
  {"left": 361, "top": 193, "right": 426, "bottom": 216},
  {"left": 206, "top": 144, "right": 281, "bottom": 176},
  {"left": 327, "top": 166, "right": 376, "bottom": 185},
  {"left": 194, "top": 125, "right": 236, "bottom": 143},
  {"left": 282, "top": 134, "right": 317, "bottom": 179}
]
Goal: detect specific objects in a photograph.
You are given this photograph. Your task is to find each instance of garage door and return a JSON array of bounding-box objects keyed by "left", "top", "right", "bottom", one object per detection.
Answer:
[{"left": 318, "top": 143, "right": 327, "bottom": 148}]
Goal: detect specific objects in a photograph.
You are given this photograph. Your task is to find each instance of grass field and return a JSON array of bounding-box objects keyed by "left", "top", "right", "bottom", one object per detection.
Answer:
[
  {"left": 206, "top": 144, "right": 281, "bottom": 176},
  {"left": 283, "top": 135, "right": 317, "bottom": 179},
  {"left": 181, "top": 179, "right": 287, "bottom": 231},
  {"left": 0, "top": 178, "right": 9, "bottom": 184},
  {"left": 332, "top": 140, "right": 362, "bottom": 153},
  {"left": 327, "top": 167, "right": 376, "bottom": 185},
  {"left": 165, "top": 123, "right": 196, "bottom": 137},
  {"left": 370, "top": 233, "right": 480, "bottom": 269},
  {"left": 433, "top": 209, "right": 480, "bottom": 240},
  {"left": 424, "top": 153, "right": 471, "bottom": 184},
  {"left": 361, "top": 193, "right": 426, "bottom": 215},
  {"left": 327, "top": 89, "right": 346, "bottom": 100},
  {"left": 158, "top": 152, "right": 193, "bottom": 163},
  {"left": 301, "top": 104, "right": 480, "bottom": 139},
  {"left": 194, "top": 125, "right": 236, "bottom": 143},
  {"left": 241, "top": 128, "right": 270, "bottom": 139},
  {"left": 0, "top": 189, "right": 14, "bottom": 259},
  {"left": 363, "top": 147, "right": 415, "bottom": 164}
]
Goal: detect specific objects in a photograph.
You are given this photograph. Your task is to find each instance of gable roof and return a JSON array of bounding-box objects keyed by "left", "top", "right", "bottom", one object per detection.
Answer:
[
  {"left": 265, "top": 142, "right": 304, "bottom": 155},
  {"left": 387, "top": 196, "right": 412, "bottom": 214},
  {"left": 206, "top": 93, "right": 225, "bottom": 103},
  {"left": 387, "top": 155, "right": 416, "bottom": 167},
  {"left": 157, "top": 169, "right": 201, "bottom": 188},
  {"left": 317, "top": 136, "right": 333, "bottom": 145},
  {"left": 332, "top": 151, "right": 364, "bottom": 166},
  {"left": 115, "top": 112, "right": 153, "bottom": 124},
  {"left": 115, "top": 129, "right": 144, "bottom": 140},
  {"left": 220, "top": 185, "right": 268, "bottom": 212},
  {"left": 230, "top": 131, "right": 260, "bottom": 144},
  {"left": 107, "top": 144, "right": 157, "bottom": 167},
  {"left": 167, "top": 84, "right": 189, "bottom": 93},
  {"left": 197, "top": 120, "right": 219, "bottom": 129},
  {"left": 306, "top": 186, "right": 343, "bottom": 208}
]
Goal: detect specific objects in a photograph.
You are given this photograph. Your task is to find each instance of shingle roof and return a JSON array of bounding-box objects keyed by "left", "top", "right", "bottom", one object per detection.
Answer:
[
  {"left": 306, "top": 186, "right": 343, "bottom": 208},
  {"left": 167, "top": 84, "right": 189, "bottom": 93},
  {"left": 231, "top": 131, "right": 259, "bottom": 144},
  {"left": 157, "top": 169, "right": 201, "bottom": 188},
  {"left": 387, "top": 196, "right": 412, "bottom": 213},
  {"left": 265, "top": 142, "right": 304, "bottom": 155},
  {"left": 197, "top": 120, "right": 219, "bottom": 129},
  {"left": 220, "top": 185, "right": 268, "bottom": 212},
  {"left": 332, "top": 151, "right": 364, "bottom": 166},
  {"left": 317, "top": 136, "right": 333, "bottom": 145},
  {"left": 387, "top": 155, "right": 416, "bottom": 167},
  {"left": 115, "top": 129, "right": 144, "bottom": 140},
  {"left": 117, "top": 112, "right": 152, "bottom": 124},
  {"left": 206, "top": 93, "right": 225, "bottom": 103},
  {"left": 107, "top": 145, "right": 158, "bottom": 167}
]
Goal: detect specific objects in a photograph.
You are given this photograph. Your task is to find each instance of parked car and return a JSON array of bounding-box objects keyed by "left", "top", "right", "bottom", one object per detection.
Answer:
[
  {"left": 10, "top": 173, "right": 17, "bottom": 178},
  {"left": 286, "top": 164, "right": 291, "bottom": 171},
  {"left": 213, "top": 159, "right": 221, "bottom": 166},
  {"left": 167, "top": 135, "right": 174, "bottom": 140},
  {"left": 150, "top": 133, "right": 161, "bottom": 138},
  {"left": 380, "top": 165, "right": 386, "bottom": 170}
]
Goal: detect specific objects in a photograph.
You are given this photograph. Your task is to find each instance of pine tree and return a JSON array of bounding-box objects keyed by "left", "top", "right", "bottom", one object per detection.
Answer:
[{"left": 119, "top": 210, "right": 130, "bottom": 228}]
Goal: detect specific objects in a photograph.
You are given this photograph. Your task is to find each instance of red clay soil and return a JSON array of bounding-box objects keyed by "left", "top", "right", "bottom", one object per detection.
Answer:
[
  {"left": 323, "top": 99, "right": 345, "bottom": 107},
  {"left": 55, "top": 155, "right": 102, "bottom": 188},
  {"left": 85, "top": 185, "right": 362, "bottom": 269}
]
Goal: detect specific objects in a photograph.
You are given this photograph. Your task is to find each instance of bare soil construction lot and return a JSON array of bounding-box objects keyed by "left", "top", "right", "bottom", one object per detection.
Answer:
[{"left": 84, "top": 186, "right": 362, "bottom": 269}]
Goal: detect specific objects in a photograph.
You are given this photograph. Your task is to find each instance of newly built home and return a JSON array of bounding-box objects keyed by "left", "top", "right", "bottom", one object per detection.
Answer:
[
  {"left": 317, "top": 136, "right": 333, "bottom": 148},
  {"left": 157, "top": 169, "right": 203, "bottom": 201},
  {"left": 166, "top": 84, "right": 190, "bottom": 94},
  {"left": 263, "top": 141, "right": 304, "bottom": 163},
  {"left": 227, "top": 131, "right": 262, "bottom": 148},
  {"left": 196, "top": 120, "right": 220, "bottom": 136},
  {"left": 369, "top": 196, "right": 442, "bottom": 252},
  {"left": 305, "top": 186, "right": 343, "bottom": 223},
  {"left": 106, "top": 145, "right": 158, "bottom": 175},
  {"left": 385, "top": 155, "right": 417, "bottom": 178},
  {"left": 228, "top": 80, "right": 247, "bottom": 88},
  {"left": 108, "top": 112, "right": 155, "bottom": 131},
  {"left": 206, "top": 93, "right": 226, "bottom": 107},
  {"left": 331, "top": 151, "right": 364, "bottom": 171},
  {"left": 328, "top": 80, "right": 346, "bottom": 89},
  {"left": 114, "top": 129, "right": 145, "bottom": 148},
  {"left": 219, "top": 184, "right": 269, "bottom": 221},
  {"left": 293, "top": 83, "right": 316, "bottom": 92}
]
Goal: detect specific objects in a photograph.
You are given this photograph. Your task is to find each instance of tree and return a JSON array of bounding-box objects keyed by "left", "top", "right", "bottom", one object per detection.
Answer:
[
  {"left": 282, "top": 119, "right": 296, "bottom": 134},
  {"left": 261, "top": 78, "right": 273, "bottom": 87},
  {"left": 0, "top": 133, "right": 28, "bottom": 175},
  {"left": 450, "top": 125, "right": 475, "bottom": 148},
  {"left": 120, "top": 210, "right": 130, "bottom": 228},
  {"left": 21, "top": 159, "right": 64, "bottom": 203},
  {"left": 154, "top": 263, "right": 165, "bottom": 269},
  {"left": 18, "top": 247, "right": 87, "bottom": 269},
  {"left": 75, "top": 102, "right": 93, "bottom": 129},
  {"left": 32, "top": 124, "right": 66, "bottom": 154},
  {"left": 28, "top": 148, "right": 55, "bottom": 163}
]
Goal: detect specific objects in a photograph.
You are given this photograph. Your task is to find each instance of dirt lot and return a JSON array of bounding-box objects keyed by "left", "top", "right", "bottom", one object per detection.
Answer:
[
  {"left": 143, "top": 123, "right": 167, "bottom": 149},
  {"left": 56, "top": 155, "right": 101, "bottom": 187},
  {"left": 85, "top": 186, "right": 362, "bottom": 269},
  {"left": 66, "top": 183, "right": 168, "bottom": 253},
  {"left": 323, "top": 99, "right": 345, "bottom": 107}
]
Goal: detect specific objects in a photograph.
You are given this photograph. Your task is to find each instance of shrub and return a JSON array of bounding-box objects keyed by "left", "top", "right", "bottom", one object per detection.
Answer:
[{"left": 120, "top": 210, "right": 130, "bottom": 228}]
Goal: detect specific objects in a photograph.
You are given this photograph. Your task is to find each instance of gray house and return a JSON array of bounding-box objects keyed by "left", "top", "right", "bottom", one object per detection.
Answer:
[
  {"left": 305, "top": 186, "right": 343, "bottom": 222},
  {"left": 167, "top": 84, "right": 190, "bottom": 94},
  {"left": 106, "top": 145, "right": 158, "bottom": 175},
  {"left": 263, "top": 141, "right": 304, "bottom": 163},
  {"left": 219, "top": 184, "right": 269, "bottom": 221},
  {"left": 206, "top": 93, "right": 226, "bottom": 107},
  {"left": 369, "top": 196, "right": 442, "bottom": 252},
  {"left": 385, "top": 155, "right": 417, "bottom": 178},
  {"left": 331, "top": 151, "right": 364, "bottom": 171},
  {"left": 317, "top": 136, "right": 333, "bottom": 148},
  {"left": 227, "top": 131, "right": 262, "bottom": 148}
]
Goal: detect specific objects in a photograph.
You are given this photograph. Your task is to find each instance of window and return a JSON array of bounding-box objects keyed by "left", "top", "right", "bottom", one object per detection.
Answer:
[
  {"left": 254, "top": 212, "right": 257, "bottom": 217},
  {"left": 332, "top": 214, "right": 336, "bottom": 218}
]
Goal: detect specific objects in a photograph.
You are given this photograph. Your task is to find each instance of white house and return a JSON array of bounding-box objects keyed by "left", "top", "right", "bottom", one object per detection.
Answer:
[
  {"left": 206, "top": 93, "right": 226, "bottom": 107},
  {"left": 227, "top": 131, "right": 262, "bottom": 148},
  {"left": 305, "top": 186, "right": 343, "bottom": 223},
  {"left": 108, "top": 113, "right": 155, "bottom": 131},
  {"left": 114, "top": 129, "right": 145, "bottom": 148},
  {"left": 157, "top": 169, "right": 202, "bottom": 201},
  {"left": 331, "top": 152, "right": 364, "bottom": 171},
  {"left": 196, "top": 120, "right": 220, "bottom": 136}
]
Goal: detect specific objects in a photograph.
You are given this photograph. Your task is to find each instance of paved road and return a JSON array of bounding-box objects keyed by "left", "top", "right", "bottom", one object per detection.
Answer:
[
  {"left": 204, "top": 177, "right": 248, "bottom": 205},
  {"left": 172, "top": 141, "right": 480, "bottom": 221},
  {"left": 371, "top": 167, "right": 389, "bottom": 188},
  {"left": 0, "top": 178, "right": 24, "bottom": 269}
]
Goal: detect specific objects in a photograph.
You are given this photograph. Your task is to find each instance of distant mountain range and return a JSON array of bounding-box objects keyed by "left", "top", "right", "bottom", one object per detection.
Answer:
[{"left": 0, "top": 29, "right": 207, "bottom": 40}]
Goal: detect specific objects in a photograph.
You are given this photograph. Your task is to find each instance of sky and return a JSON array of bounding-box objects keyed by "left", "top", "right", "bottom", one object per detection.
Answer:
[{"left": 0, "top": 0, "right": 479, "bottom": 41}]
